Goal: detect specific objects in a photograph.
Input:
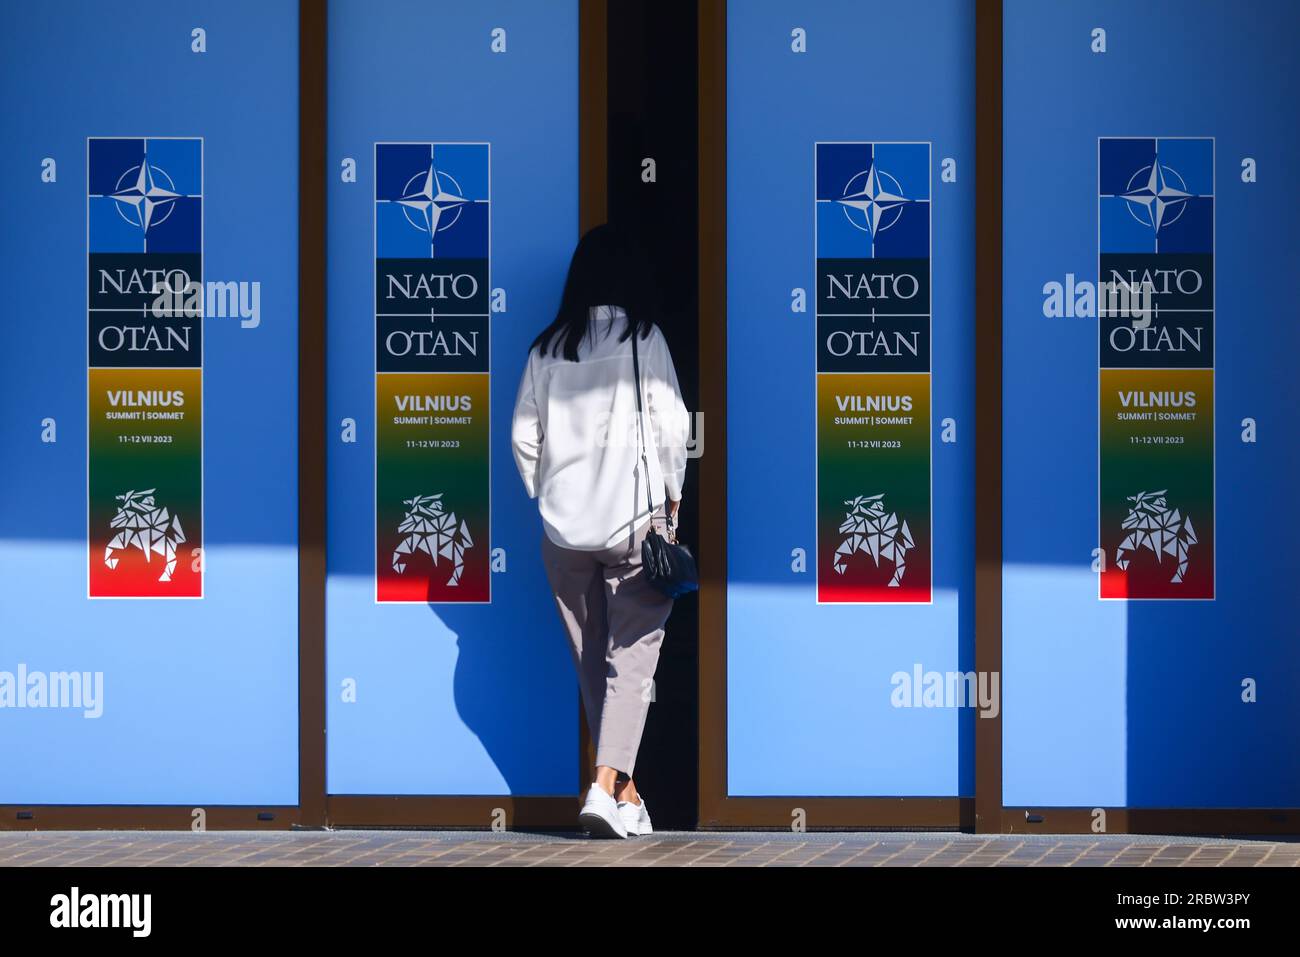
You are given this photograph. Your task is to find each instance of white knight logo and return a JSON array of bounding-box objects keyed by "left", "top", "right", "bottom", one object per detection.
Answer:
[
  {"left": 833, "top": 493, "right": 914, "bottom": 587},
  {"left": 104, "top": 489, "right": 186, "bottom": 582},
  {"left": 392, "top": 493, "right": 474, "bottom": 586},
  {"left": 1115, "top": 490, "right": 1197, "bottom": 583}
]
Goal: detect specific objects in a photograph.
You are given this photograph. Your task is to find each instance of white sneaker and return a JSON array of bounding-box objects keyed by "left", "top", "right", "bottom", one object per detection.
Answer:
[
  {"left": 617, "top": 797, "right": 652, "bottom": 836},
  {"left": 579, "top": 783, "right": 628, "bottom": 839}
]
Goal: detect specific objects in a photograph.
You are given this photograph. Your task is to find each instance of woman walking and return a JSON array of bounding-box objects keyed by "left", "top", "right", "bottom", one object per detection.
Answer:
[{"left": 510, "top": 225, "right": 690, "bottom": 838}]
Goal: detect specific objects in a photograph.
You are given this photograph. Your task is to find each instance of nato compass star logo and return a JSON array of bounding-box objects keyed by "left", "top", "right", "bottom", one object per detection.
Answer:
[
  {"left": 396, "top": 164, "right": 470, "bottom": 235},
  {"left": 110, "top": 161, "right": 180, "bottom": 233},
  {"left": 1121, "top": 159, "right": 1192, "bottom": 233},
  {"left": 836, "top": 162, "right": 909, "bottom": 237}
]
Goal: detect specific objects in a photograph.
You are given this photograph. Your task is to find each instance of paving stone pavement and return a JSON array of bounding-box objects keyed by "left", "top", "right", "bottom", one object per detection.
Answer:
[{"left": 0, "top": 831, "right": 1297, "bottom": 867}]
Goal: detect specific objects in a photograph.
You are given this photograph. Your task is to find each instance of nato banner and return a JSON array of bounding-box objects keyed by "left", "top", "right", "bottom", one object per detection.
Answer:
[
  {"left": 815, "top": 142, "right": 932, "bottom": 604},
  {"left": 1098, "top": 137, "right": 1214, "bottom": 600},
  {"left": 87, "top": 137, "right": 203, "bottom": 599},
  {"left": 374, "top": 142, "right": 491, "bottom": 603}
]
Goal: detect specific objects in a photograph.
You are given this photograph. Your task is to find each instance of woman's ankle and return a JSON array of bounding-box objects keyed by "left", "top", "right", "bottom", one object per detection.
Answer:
[
  {"left": 614, "top": 778, "right": 639, "bottom": 804},
  {"left": 594, "top": 766, "right": 620, "bottom": 795}
]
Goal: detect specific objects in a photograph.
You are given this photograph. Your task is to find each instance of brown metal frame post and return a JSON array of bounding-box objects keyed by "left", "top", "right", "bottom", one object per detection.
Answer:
[
  {"left": 297, "top": 0, "right": 328, "bottom": 829},
  {"left": 695, "top": 0, "right": 729, "bottom": 829},
  {"left": 576, "top": 0, "right": 608, "bottom": 791},
  {"left": 972, "top": 0, "right": 1003, "bottom": 836},
  {"left": 580, "top": 0, "right": 609, "bottom": 232}
]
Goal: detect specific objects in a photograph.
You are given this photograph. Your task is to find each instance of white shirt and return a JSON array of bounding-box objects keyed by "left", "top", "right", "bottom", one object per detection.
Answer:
[{"left": 511, "top": 305, "right": 690, "bottom": 550}]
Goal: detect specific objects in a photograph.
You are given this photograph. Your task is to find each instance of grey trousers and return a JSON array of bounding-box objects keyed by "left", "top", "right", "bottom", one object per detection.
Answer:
[{"left": 540, "top": 512, "right": 674, "bottom": 777}]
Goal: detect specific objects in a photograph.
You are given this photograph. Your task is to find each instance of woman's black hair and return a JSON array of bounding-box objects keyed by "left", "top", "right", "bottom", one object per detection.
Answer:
[{"left": 531, "top": 223, "right": 654, "bottom": 360}]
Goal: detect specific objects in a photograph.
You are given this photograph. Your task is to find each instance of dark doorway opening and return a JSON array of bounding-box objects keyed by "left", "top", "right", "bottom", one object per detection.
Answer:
[{"left": 607, "top": 0, "right": 700, "bottom": 829}]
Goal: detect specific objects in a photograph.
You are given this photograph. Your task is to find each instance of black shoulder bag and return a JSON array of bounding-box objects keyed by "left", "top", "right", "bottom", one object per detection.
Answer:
[{"left": 631, "top": 332, "right": 699, "bottom": 599}]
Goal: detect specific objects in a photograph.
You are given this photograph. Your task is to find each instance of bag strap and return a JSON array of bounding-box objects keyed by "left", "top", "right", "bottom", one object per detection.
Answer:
[{"left": 630, "top": 331, "right": 658, "bottom": 520}]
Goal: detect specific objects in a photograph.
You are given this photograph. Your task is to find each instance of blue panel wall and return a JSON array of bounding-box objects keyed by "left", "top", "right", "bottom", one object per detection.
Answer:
[
  {"left": 326, "top": 0, "right": 578, "bottom": 795},
  {"left": 1003, "top": 0, "right": 1300, "bottom": 807},
  {"left": 0, "top": 1, "right": 300, "bottom": 804},
  {"left": 726, "top": 1, "right": 976, "bottom": 796}
]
